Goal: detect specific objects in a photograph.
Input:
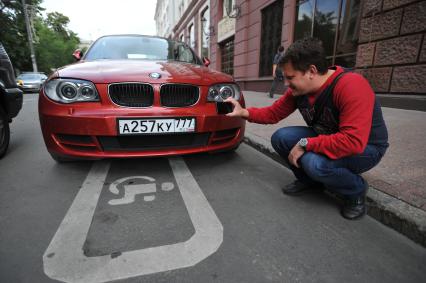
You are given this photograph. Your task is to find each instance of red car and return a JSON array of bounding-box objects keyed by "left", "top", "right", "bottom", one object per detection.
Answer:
[{"left": 38, "top": 35, "right": 245, "bottom": 161}]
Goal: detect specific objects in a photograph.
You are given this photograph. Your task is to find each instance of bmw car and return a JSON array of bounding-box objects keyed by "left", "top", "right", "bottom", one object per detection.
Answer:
[{"left": 38, "top": 35, "right": 245, "bottom": 161}]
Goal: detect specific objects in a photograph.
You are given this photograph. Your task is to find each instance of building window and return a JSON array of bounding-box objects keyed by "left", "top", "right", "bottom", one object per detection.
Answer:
[
  {"left": 259, "top": 0, "right": 284, "bottom": 77},
  {"left": 221, "top": 37, "right": 234, "bottom": 76},
  {"left": 179, "top": 33, "right": 184, "bottom": 43},
  {"left": 294, "top": 0, "right": 361, "bottom": 67},
  {"left": 200, "top": 7, "right": 210, "bottom": 58},
  {"left": 188, "top": 24, "right": 195, "bottom": 49},
  {"left": 222, "top": 0, "right": 236, "bottom": 17}
]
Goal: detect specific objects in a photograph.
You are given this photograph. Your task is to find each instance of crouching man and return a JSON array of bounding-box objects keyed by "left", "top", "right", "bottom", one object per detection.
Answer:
[{"left": 226, "top": 38, "right": 389, "bottom": 220}]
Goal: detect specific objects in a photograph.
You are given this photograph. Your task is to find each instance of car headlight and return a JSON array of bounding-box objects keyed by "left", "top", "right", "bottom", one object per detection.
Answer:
[
  {"left": 207, "top": 83, "right": 241, "bottom": 102},
  {"left": 44, "top": 79, "right": 99, "bottom": 103}
]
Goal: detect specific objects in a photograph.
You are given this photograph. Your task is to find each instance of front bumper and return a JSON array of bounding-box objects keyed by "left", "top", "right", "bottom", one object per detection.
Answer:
[
  {"left": 20, "top": 83, "right": 41, "bottom": 92},
  {"left": 4, "top": 87, "right": 23, "bottom": 119},
  {"left": 39, "top": 92, "right": 245, "bottom": 159}
]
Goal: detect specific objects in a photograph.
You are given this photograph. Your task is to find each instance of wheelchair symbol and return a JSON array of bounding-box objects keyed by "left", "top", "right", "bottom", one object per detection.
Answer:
[{"left": 108, "top": 176, "right": 175, "bottom": 205}]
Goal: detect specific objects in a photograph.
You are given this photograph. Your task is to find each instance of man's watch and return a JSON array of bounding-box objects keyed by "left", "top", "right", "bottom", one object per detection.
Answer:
[{"left": 298, "top": 138, "right": 308, "bottom": 149}]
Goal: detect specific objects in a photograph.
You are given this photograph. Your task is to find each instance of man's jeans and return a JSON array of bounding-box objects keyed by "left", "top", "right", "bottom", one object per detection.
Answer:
[{"left": 271, "top": 126, "right": 387, "bottom": 197}]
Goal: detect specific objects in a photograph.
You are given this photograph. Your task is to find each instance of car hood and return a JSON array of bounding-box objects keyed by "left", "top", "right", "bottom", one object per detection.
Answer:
[{"left": 55, "top": 60, "right": 234, "bottom": 85}]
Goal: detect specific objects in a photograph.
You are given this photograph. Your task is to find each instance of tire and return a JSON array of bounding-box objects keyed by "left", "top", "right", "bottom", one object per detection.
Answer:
[{"left": 0, "top": 107, "right": 10, "bottom": 158}]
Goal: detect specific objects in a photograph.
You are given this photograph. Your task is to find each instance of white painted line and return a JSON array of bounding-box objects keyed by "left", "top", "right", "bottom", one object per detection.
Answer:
[{"left": 43, "top": 158, "right": 223, "bottom": 283}]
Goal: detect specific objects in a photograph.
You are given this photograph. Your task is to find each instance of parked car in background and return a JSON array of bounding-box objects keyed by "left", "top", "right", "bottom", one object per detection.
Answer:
[
  {"left": 16, "top": 72, "right": 47, "bottom": 92},
  {"left": 38, "top": 34, "right": 245, "bottom": 162},
  {"left": 0, "top": 42, "right": 23, "bottom": 158}
]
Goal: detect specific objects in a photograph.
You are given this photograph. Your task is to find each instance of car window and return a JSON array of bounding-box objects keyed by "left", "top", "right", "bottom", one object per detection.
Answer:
[{"left": 84, "top": 35, "right": 201, "bottom": 65}]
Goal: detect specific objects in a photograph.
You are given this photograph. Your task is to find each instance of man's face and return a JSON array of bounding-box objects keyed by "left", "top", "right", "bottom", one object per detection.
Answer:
[{"left": 282, "top": 62, "right": 315, "bottom": 96}]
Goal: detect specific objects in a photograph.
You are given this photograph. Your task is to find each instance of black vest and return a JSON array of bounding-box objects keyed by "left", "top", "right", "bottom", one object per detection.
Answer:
[{"left": 296, "top": 72, "right": 389, "bottom": 148}]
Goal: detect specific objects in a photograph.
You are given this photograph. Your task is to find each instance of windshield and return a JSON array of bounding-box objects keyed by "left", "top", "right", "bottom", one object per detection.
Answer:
[
  {"left": 18, "top": 73, "right": 45, "bottom": 80},
  {"left": 84, "top": 35, "right": 201, "bottom": 65}
]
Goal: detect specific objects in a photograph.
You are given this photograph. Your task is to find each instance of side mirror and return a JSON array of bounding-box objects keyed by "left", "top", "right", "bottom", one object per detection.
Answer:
[
  {"left": 72, "top": 49, "right": 83, "bottom": 61},
  {"left": 202, "top": 56, "right": 210, "bottom": 67}
]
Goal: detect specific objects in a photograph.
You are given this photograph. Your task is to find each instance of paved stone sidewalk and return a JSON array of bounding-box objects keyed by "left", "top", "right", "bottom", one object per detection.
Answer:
[{"left": 241, "top": 90, "right": 426, "bottom": 247}]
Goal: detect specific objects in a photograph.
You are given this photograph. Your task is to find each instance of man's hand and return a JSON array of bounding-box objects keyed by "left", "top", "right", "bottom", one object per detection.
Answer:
[
  {"left": 288, "top": 144, "right": 305, "bottom": 168},
  {"left": 224, "top": 97, "right": 249, "bottom": 118}
]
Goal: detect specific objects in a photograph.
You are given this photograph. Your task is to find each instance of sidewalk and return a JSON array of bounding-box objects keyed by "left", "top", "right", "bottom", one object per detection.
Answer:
[{"left": 241, "top": 90, "right": 426, "bottom": 247}]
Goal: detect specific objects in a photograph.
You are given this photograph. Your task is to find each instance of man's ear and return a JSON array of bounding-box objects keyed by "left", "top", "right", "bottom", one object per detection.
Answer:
[{"left": 309, "top": 64, "right": 319, "bottom": 75}]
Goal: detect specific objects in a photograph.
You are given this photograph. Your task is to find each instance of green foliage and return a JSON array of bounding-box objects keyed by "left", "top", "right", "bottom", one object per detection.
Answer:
[
  {"left": 36, "top": 17, "right": 80, "bottom": 74},
  {"left": 0, "top": 0, "right": 32, "bottom": 72},
  {"left": 45, "top": 11, "right": 71, "bottom": 38},
  {"left": 0, "top": 0, "right": 80, "bottom": 75}
]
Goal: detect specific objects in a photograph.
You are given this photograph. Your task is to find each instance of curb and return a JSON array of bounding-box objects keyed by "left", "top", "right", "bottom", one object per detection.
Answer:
[{"left": 243, "top": 134, "right": 426, "bottom": 248}]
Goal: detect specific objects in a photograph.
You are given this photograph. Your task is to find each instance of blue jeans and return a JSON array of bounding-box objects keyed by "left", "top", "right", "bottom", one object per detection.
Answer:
[{"left": 271, "top": 126, "right": 387, "bottom": 197}]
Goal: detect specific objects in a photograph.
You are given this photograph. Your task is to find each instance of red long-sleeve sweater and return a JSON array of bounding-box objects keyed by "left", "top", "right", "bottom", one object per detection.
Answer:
[{"left": 247, "top": 66, "right": 375, "bottom": 159}]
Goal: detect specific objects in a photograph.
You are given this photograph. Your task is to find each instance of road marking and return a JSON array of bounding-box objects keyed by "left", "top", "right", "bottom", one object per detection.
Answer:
[
  {"left": 108, "top": 176, "right": 162, "bottom": 204},
  {"left": 43, "top": 157, "right": 223, "bottom": 283}
]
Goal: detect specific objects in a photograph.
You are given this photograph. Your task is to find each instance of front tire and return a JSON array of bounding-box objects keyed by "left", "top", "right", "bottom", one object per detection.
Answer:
[{"left": 0, "top": 107, "right": 10, "bottom": 158}]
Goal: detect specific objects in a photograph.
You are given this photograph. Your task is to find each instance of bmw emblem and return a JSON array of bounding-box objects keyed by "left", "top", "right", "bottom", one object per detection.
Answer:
[{"left": 149, "top": 72, "right": 161, "bottom": 79}]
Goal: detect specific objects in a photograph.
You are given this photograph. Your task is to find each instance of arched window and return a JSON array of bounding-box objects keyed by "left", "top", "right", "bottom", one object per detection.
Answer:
[
  {"left": 188, "top": 24, "right": 195, "bottom": 49},
  {"left": 200, "top": 6, "right": 210, "bottom": 58}
]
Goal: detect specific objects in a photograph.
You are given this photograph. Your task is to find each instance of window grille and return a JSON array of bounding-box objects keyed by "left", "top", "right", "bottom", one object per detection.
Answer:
[{"left": 220, "top": 37, "right": 234, "bottom": 76}]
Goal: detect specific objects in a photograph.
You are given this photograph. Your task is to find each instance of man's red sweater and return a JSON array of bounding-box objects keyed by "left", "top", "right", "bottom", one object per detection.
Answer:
[{"left": 247, "top": 66, "right": 375, "bottom": 160}]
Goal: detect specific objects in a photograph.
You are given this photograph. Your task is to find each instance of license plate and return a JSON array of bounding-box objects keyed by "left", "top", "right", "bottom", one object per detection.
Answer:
[{"left": 118, "top": 118, "right": 196, "bottom": 135}]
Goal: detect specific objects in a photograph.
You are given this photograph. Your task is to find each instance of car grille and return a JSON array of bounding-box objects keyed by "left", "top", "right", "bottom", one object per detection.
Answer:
[
  {"left": 98, "top": 133, "right": 210, "bottom": 151},
  {"left": 109, "top": 83, "right": 154, "bottom": 107},
  {"left": 160, "top": 84, "right": 199, "bottom": 107}
]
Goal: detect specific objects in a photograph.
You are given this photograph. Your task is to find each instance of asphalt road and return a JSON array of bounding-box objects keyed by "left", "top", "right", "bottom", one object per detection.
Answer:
[{"left": 1, "top": 93, "right": 425, "bottom": 283}]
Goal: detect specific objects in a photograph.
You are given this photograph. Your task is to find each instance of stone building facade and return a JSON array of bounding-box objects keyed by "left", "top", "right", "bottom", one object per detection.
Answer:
[
  {"left": 155, "top": 0, "right": 211, "bottom": 59},
  {"left": 356, "top": 0, "right": 426, "bottom": 95},
  {"left": 156, "top": 0, "right": 426, "bottom": 99}
]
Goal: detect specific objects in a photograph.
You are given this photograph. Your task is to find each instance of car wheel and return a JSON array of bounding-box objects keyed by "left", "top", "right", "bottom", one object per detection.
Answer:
[{"left": 0, "top": 107, "right": 10, "bottom": 158}]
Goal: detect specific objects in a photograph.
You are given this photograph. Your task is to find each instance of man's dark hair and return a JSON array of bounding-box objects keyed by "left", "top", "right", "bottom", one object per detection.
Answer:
[
  {"left": 278, "top": 46, "right": 284, "bottom": 52},
  {"left": 280, "top": 38, "right": 328, "bottom": 74}
]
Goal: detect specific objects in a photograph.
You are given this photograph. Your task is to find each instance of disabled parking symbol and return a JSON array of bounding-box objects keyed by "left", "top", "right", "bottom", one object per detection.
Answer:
[
  {"left": 43, "top": 157, "right": 223, "bottom": 283},
  {"left": 107, "top": 176, "right": 175, "bottom": 205}
]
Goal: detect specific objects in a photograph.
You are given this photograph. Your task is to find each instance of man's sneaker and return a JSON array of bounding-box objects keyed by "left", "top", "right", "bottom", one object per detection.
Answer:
[
  {"left": 282, "top": 180, "right": 324, "bottom": 196},
  {"left": 341, "top": 183, "right": 369, "bottom": 220}
]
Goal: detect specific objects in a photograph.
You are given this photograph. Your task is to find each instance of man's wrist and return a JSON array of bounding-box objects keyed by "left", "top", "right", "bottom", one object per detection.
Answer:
[
  {"left": 297, "top": 138, "right": 308, "bottom": 149},
  {"left": 242, "top": 109, "right": 250, "bottom": 119}
]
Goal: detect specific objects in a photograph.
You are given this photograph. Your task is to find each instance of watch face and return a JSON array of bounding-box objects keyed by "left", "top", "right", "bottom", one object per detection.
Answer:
[{"left": 299, "top": 138, "right": 308, "bottom": 147}]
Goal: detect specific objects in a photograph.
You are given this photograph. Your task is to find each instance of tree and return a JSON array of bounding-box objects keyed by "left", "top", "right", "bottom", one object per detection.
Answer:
[
  {"left": 45, "top": 11, "right": 71, "bottom": 38},
  {"left": 35, "top": 12, "right": 80, "bottom": 73},
  {"left": 0, "top": 0, "right": 80, "bottom": 74},
  {"left": 0, "top": 0, "right": 39, "bottom": 72}
]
